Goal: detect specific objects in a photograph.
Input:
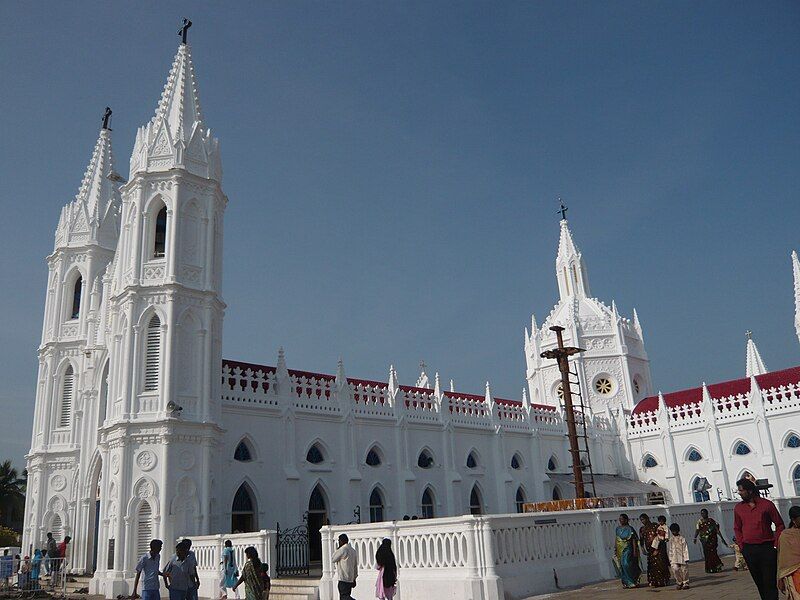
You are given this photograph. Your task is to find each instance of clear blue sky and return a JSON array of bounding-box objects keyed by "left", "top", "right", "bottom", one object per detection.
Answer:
[{"left": 1, "top": 2, "right": 799, "bottom": 468}]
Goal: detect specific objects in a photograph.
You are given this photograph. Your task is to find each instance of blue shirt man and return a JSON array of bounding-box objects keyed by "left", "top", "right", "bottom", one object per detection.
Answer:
[
  {"left": 132, "top": 539, "right": 163, "bottom": 600},
  {"left": 163, "top": 544, "right": 196, "bottom": 600}
]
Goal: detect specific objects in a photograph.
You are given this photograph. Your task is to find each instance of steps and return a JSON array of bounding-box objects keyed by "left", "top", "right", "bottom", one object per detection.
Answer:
[{"left": 269, "top": 577, "right": 319, "bottom": 600}]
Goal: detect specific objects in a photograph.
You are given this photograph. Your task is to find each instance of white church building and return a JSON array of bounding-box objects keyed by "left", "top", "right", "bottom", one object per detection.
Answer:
[{"left": 22, "top": 33, "right": 800, "bottom": 596}]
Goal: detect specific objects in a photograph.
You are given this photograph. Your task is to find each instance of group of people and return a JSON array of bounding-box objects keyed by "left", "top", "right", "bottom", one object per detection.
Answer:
[
  {"left": 331, "top": 534, "right": 398, "bottom": 600},
  {"left": 0, "top": 532, "right": 71, "bottom": 591},
  {"left": 613, "top": 477, "right": 800, "bottom": 600},
  {"left": 132, "top": 538, "right": 272, "bottom": 600}
]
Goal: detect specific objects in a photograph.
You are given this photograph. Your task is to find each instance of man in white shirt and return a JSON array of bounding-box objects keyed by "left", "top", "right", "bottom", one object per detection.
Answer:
[
  {"left": 331, "top": 534, "right": 358, "bottom": 600},
  {"left": 132, "top": 539, "right": 163, "bottom": 600}
]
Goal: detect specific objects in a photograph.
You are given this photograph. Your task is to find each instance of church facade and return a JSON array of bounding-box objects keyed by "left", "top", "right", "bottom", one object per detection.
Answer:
[{"left": 22, "top": 35, "right": 800, "bottom": 596}]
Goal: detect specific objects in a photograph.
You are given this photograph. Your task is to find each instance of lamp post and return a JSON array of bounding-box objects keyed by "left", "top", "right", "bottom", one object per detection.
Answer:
[{"left": 541, "top": 326, "right": 586, "bottom": 499}]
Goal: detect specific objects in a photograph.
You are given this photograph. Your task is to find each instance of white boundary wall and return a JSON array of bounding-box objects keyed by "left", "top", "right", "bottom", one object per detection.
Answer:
[{"left": 320, "top": 497, "right": 800, "bottom": 600}]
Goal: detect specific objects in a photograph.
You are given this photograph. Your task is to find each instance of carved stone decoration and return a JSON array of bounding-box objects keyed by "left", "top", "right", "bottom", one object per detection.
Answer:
[
  {"left": 136, "top": 450, "right": 157, "bottom": 472},
  {"left": 178, "top": 450, "right": 195, "bottom": 471},
  {"left": 135, "top": 479, "right": 154, "bottom": 499},
  {"left": 51, "top": 496, "right": 65, "bottom": 512},
  {"left": 50, "top": 474, "right": 67, "bottom": 492},
  {"left": 111, "top": 453, "right": 120, "bottom": 475}
]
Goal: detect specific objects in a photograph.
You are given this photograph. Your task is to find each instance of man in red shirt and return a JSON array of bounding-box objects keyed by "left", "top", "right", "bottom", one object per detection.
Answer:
[{"left": 733, "top": 478, "right": 785, "bottom": 600}]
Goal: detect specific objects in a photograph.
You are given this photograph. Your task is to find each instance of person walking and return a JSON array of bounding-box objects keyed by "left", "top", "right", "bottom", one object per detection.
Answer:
[
  {"left": 219, "top": 540, "right": 239, "bottom": 599},
  {"left": 667, "top": 523, "right": 690, "bottom": 590},
  {"left": 733, "top": 477, "right": 785, "bottom": 600},
  {"left": 232, "top": 546, "right": 263, "bottom": 600},
  {"left": 612, "top": 514, "right": 641, "bottom": 589},
  {"left": 163, "top": 542, "right": 195, "bottom": 600},
  {"left": 374, "top": 539, "right": 397, "bottom": 600},
  {"left": 639, "top": 513, "right": 668, "bottom": 587},
  {"left": 133, "top": 539, "right": 163, "bottom": 600},
  {"left": 45, "top": 533, "right": 57, "bottom": 576},
  {"left": 331, "top": 534, "right": 358, "bottom": 600},
  {"left": 693, "top": 508, "right": 727, "bottom": 573},
  {"left": 778, "top": 506, "right": 800, "bottom": 599}
]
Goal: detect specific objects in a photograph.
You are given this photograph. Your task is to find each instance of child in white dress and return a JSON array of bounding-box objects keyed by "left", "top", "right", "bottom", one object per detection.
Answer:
[{"left": 667, "top": 523, "right": 690, "bottom": 590}]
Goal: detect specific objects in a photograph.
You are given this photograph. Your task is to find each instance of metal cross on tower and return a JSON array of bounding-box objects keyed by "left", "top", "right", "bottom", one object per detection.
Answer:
[
  {"left": 101, "top": 107, "right": 112, "bottom": 130},
  {"left": 178, "top": 18, "right": 192, "bottom": 44},
  {"left": 558, "top": 199, "right": 568, "bottom": 220}
]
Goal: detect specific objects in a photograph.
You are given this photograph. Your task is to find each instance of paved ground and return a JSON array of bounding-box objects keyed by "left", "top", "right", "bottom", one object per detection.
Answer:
[{"left": 527, "top": 555, "right": 763, "bottom": 599}]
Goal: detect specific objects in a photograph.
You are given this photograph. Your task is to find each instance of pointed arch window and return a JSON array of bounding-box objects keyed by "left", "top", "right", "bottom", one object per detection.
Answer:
[
  {"left": 547, "top": 456, "right": 557, "bottom": 472},
  {"left": 365, "top": 447, "right": 382, "bottom": 467},
  {"left": 552, "top": 486, "right": 562, "bottom": 501},
  {"left": 306, "top": 444, "right": 325, "bottom": 464},
  {"left": 515, "top": 487, "right": 526, "bottom": 513},
  {"left": 466, "top": 451, "right": 478, "bottom": 469},
  {"left": 59, "top": 365, "right": 74, "bottom": 428},
  {"left": 421, "top": 488, "right": 435, "bottom": 519},
  {"left": 786, "top": 434, "right": 800, "bottom": 449},
  {"left": 234, "top": 440, "right": 254, "bottom": 462},
  {"left": 135, "top": 500, "right": 153, "bottom": 558},
  {"left": 369, "top": 488, "right": 385, "bottom": 523},
  {"left": 153, "top": 205, "right": 167, "bottom": 258},
  {"left": 511, "top": 453, "right": 522, "bottom": 470},
  {"left": 469, "top": 485, "right": 483, "bottom": 515},
  {"left": 309, "top": 485, "right": 326, "bottom": 512},
  {"left": 687, "top": 448, "right": 703, "bottom": 462},
  {"left": 50, "top": 514, "right": 64, "bottom": 545},
  {"left": 793, "top": 465, "right": 800, "bottom": 496},
  {"left": 71, "top": 276, "right": 83, "bottom": 319},
  {"left": 417, "top": 449, "right": 434, "bottom": 469},
  {"left": 734, "top": 441, "right": 752, "bottom": 456},
  {"left": 643, "top": 454, "right": 658, "bottom": 469},
  {"left": 231, "top": 483, "right": 257, "bottom": 533},
  {"left": 143, "top": 315, "right": 161, "bottom": 392}
]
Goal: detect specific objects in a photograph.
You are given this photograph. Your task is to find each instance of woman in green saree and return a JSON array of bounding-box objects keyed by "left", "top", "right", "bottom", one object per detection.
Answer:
[{"left": 614, "top": 514, "right": 641, "bottom": 589}]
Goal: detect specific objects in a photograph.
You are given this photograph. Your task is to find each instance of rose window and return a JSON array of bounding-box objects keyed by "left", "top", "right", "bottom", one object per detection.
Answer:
[{"left": 594, "top": 377, "right": 613, "bottom": 395}]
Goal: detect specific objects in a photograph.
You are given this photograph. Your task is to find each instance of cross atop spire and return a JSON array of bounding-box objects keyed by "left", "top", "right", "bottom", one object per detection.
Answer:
[
  {"left": 178, "top": 18, "right": 192, "bottom": 45},
  {"left": 101, "top": 107, "right": 112, "bottom": 130},
  {"left": 558, "top": 198, "right": 568, "bottom": 221},
  {"left": 745, "top": 331, "right": 768, "bottom": 377}
]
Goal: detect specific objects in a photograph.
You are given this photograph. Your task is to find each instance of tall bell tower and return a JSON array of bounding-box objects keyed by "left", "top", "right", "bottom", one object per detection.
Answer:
[{"left": 92, "top": 27, "right": 227, "bottom": 596}]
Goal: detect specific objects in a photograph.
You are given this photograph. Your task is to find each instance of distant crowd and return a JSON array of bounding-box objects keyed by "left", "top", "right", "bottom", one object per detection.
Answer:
[{"left": 1, "top": 532, "right": 71, "bottom": 591}]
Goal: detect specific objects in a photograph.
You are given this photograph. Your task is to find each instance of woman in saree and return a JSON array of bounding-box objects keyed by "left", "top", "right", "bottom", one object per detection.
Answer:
[
  {"left": 778, "top": 506, "right": 800, "bottom": 599},
  {"left": 639, "top": 513, "right": 669, "bottom": 587},
  {"left": 232, "top": 547, "right": 263, "bottom": 600},
  {"left": 614, "top": 514, "right": 641, "bottom": 589},
  {"left": 692, "top": 508, "right": 727, "bottom": 573}
]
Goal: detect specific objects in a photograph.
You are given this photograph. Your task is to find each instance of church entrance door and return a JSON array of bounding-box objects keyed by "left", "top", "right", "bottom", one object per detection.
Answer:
[{"left": 307, "top": 485, "right": 327, "bottom": 564}]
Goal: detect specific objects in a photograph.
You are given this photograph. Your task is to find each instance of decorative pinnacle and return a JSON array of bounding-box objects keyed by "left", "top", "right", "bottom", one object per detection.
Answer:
[
  {"left": 178, "top": 18, "right": 192, "bottom": 45},
  {"left": 745, "top": 330, "right": 752, "bottom": 340}
]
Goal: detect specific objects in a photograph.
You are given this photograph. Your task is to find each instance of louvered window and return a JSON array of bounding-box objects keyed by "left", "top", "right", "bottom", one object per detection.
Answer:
[
  {"left": 50, "top": 515, "right": 64, "bottom": 543},
  {"left": 59, "top": 366, "right": 74, "bottom": 427},
  {"left": 136, "top": 501, "right": 153, "bottom": 557},
  {"left": 144, "top": 315, "right": 161, "bottom": 391}
]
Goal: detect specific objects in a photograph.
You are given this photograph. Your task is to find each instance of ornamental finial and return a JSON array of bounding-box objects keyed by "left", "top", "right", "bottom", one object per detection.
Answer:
[
  {"left": 746, "top": 330, "right": 753, "bottom": 340},
  {"left": 178, "top": 18, "right": 192, "bottom": 45},
  {"left": 101, "top": 107, "right": 112, "bottom": 130}
]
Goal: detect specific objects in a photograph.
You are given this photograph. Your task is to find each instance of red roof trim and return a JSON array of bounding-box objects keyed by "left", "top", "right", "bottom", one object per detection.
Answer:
[{"left": 631, "top": 365, "right": 800, "bottom": 415}]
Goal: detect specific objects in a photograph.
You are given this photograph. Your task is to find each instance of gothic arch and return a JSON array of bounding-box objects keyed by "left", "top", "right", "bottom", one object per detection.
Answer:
[
  {"left": 135, "top": 305, "right": 167, "bottom": 329},
  {"left": 416, "top": 446, "right": 436, "bottom": 469},
  {"left": 306, "top": 479, "right": 332, "bottom": 510},
  {"left": 468, "top": 482, "right": 484, "bottom": 515},
  {"left": 368, "top": 485, "right": 387, "bottom": 522},
  {"left": 55, "top": 359, "right": 78, "bottom": 428},
  {"left": 737, "top": 469, "right": 756, "bottom": 482},
  {"left": 731, "top": 439, "right": 753, "bottom": 456},
  {"left": 465, "top": 448, "right": 482, "bottom": 469},
  {"left": 547, "top": 454, "right": 559, "bottom": 472},
  {"left": 304, "top": 438, "right": 331, "bottom": 464},
  {"left": 176, "top": 309, "right": 202, "bottom": 399},
  {"left": 364, "top": 442, "right": 386, "bottom": 466},
  {"left": 782, "top": 431, "right": 800, "bottom": 448},
  {"left": 684, "top": 446, "right": 704, "bottom": 462},
  {"left": 642, "top": 453, "right": 658, "bottom": 468},
  {"left": 233, "top": 435, "right": 259, "bottom": 462},
  {"left": 126, "top": 476, "right": 160, "bottom": 520},
  {"left": 230, "top": 479, "right": 259, "bottom": 533},
  {"left": 515, "top": 485, "right": 528, "bottom": 513},
  {"left": 143, "top": 192, "right": 172, "bottom": 215},
  {"left": 84, "top": 451, "right": 103, "bottom": 497},
  {"left": 791, "top": 463, "right": 800, "bottom": 495}
]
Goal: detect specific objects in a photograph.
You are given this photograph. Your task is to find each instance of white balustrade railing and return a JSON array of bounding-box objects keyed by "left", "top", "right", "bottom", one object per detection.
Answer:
[{"left": 319, "top": 497, "right": 800, "bottom": 600}]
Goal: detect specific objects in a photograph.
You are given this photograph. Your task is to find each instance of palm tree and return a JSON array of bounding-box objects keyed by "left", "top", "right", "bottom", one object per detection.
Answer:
[{"left": 0, "top": 461, "right": 25, "bottom": 530}]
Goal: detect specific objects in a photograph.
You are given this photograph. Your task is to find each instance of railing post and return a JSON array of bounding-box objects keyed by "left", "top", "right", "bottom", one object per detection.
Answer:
[
  {"left": 592, "top": 509, "right": 613, "bottom": 580},
  {"left": 465, "top": 518, "right": 481, "bottom": 579}
]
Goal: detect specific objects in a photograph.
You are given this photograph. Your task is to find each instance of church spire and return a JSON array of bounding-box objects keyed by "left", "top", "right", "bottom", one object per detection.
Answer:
[
  {"left": 54, "top": 118, "right": 121, "bottom": 251},
  {"left": 129, "top": 28, "right": 221, "bottom": 181},
  {"left": 793, "top": 251, "right": 800, "bottom": 345},
  {"left": 745, "top": 330, "right": 768, "bottom": 377},
  {"left": 555, "top": 213, "right": 590, "bottom": 300}
]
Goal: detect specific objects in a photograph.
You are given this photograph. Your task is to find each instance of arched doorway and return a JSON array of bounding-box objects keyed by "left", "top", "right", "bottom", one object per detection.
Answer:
[
  {"left": 307, "top": 485, "right": 328, "bottom": 564},
  {"left": 231, "top": 483, "right": 257, "bottom": 532},
  {"left": 85, "top": 458, "right": 102, "bottom": 573}
]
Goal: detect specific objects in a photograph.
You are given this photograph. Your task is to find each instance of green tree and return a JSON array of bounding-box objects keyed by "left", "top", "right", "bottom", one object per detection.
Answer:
[{"left": 0, "top": 461, "right": 25, "bottom": 531}]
